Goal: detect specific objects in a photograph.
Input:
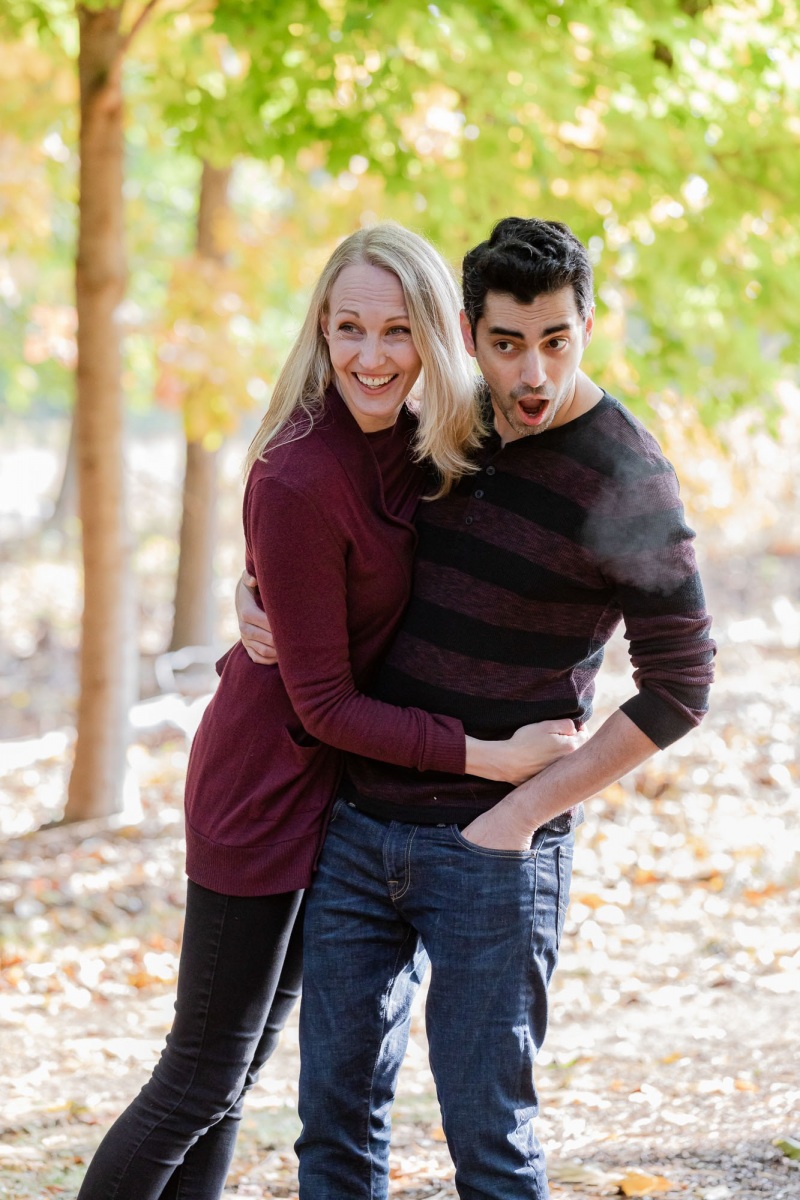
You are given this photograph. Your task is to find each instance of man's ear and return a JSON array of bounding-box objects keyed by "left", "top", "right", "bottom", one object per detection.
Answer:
[
  {"left": 460, "top": 310, "right": 477, "bottom": 358},
  {"left": 583, "top": 305, "right": 595, "bottom": 348}
]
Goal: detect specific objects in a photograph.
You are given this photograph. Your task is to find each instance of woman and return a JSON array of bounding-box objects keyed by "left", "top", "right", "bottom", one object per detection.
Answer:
[{"left": 77, "top": 224, "right": 581, "bottom": 1200}]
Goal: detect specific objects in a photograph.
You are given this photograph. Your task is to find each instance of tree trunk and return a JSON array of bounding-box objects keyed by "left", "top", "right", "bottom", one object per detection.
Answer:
[
  {"left": 168, "top": 160, "right": 231, "bottom": 652},
  {"left": 47, "top": 411, "right": 78, "bottom": 531},
  {"left": 65, "top": 6, "right": 137, "bottom": 821},
  {"left": 169, "top": 437, "right": 219, "bottom": 650}
]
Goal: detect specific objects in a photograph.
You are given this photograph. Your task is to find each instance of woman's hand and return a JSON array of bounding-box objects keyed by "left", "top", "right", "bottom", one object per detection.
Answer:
[
  {"left": 236, "top": 572, "right": 278, "bottom": 665},
  {"left": 465, "top": 719, "right": 587, "bottom": 785}
]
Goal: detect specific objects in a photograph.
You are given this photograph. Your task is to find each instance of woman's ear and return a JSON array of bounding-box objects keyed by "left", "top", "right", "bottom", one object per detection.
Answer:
[
  {"left": 459, "top": 311, "right": 477, "bottom": 358},
  {"left": 320, "top": 313, "right": 330, "bottom": 341}
]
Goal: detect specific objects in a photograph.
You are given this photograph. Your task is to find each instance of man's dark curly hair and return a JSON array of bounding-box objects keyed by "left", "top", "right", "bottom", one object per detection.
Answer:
[{"left": 462, "top": 217, "right": 594, "bottom": 331}]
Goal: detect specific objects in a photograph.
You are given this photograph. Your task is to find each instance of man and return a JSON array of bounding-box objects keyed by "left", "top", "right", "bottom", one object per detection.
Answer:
[{"left": 238, "top": 218, "right": 715, "bottom": 1199}]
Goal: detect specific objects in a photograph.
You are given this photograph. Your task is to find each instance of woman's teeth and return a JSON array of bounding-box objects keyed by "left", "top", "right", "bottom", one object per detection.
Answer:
[{"left": 356, "top": 374, "right": 395, "bottom": 389}]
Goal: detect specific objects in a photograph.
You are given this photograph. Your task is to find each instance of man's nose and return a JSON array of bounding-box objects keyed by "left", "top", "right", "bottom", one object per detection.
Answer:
[{"left": 519, "top": 351, "right": 546, "bottom": 389}]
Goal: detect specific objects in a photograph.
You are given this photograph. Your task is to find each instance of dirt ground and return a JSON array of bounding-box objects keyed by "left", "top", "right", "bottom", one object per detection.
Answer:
[{"left": 1, "top": 414, "right": 799, "bottom": 1199}]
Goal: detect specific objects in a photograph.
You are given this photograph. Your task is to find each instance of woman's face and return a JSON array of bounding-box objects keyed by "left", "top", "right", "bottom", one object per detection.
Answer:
[{"left": 321, "top": 264, "right": 423, "bottom": 433}]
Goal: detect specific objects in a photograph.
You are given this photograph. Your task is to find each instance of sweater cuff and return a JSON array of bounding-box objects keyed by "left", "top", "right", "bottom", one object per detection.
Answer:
[
  {"left": 620, "top": 690, "right": 700, "bottom": 750},
  {"left": 422, "top": 716, "right": 467, "bottom": 775}
]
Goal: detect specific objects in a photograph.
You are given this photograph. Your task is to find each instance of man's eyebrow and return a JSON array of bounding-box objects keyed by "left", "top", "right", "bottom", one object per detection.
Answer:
[
  {"left": 487, "top": 322, "right": 575, "bottom": 339},
  {"left": 487, "top": 325, "right": 526, "bottom": 339}
]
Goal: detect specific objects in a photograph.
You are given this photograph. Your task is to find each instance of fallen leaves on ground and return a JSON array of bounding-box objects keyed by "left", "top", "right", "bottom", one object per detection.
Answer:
[
  {"left": 618, "top": 1171, "right": 675, "bottom": 1196},
  {"left": 2, "top": 416, "right": 800, "bottom": 1197}
]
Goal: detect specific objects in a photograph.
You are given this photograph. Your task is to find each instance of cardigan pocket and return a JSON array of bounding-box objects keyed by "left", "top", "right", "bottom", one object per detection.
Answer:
[{"left": 280, "top": 723, "right": 322, "bottom": 759}]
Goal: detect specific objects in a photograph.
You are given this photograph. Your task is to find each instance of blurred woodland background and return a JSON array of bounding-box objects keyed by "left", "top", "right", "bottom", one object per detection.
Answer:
[{"left": 0, "top": 1, "right": 799, "bottom": 1197}]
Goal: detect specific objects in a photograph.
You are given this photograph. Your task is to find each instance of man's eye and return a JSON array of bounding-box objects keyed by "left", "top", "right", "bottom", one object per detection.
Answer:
[
  {"left": 495, "top": 341, "right": 515, "bottom": 352},
  {"left": 548, "top": 337, "right": 568, "bottom": 350}
]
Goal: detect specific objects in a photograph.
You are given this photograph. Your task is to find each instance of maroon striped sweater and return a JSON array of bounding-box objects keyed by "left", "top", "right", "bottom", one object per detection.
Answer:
[{"left": 345, "top": 391, "right": 716, "bottom": 828}]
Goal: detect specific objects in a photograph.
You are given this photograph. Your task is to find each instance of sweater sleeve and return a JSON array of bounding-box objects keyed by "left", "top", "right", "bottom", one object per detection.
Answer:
[
  {"left": 591, "top": 461, "right": 716, "bottom": 749},
  {"left": 246, "top": 476, "right": 466, "bottom": 774}
]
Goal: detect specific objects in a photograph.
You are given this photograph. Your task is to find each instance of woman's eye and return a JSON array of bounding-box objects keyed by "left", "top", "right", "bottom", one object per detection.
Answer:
[
  {"left": 338, "top": 323, "right": 359, "bottom": 334},
  {"left": 387, "top": 326, "right": 411, "bottom": 337}
]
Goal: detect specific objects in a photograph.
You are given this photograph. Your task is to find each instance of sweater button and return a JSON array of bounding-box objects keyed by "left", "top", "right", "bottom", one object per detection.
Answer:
[
  {"left": 486, "top": 465, "right": 496, "bottom": 475},
  {"left": 474, "top": 489, "right": 484, "bottom": 499},
  {"left": 465, "top": 515, "right": 473, "bottom": 525}
]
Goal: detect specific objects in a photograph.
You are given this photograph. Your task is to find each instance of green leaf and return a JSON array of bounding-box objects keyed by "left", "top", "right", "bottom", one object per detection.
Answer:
[{"left": 774, "top": 1137, "right": 800, "bottom": 1161}]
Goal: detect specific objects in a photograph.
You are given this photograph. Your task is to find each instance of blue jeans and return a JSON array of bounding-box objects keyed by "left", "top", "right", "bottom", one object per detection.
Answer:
[
  {"left": 296, "top": 799, "right": 574, "bottom": 1200},
  {"left": 77, "top": 881, "right": 303, "bottom": 1200}
]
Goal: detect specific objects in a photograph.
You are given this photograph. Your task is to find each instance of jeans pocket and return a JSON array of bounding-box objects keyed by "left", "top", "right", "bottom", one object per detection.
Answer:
[
  {"left": 449, "top": 824, "right": 549, "bottom": 860},
  {"left": 327, "top": 796, "right": 346, "bottom": 826}
]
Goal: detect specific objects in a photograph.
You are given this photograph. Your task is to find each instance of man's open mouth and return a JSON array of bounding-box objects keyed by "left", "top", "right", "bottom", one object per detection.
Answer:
[{"left": 517, "top": 396, "right": 548, "bottom": 423}]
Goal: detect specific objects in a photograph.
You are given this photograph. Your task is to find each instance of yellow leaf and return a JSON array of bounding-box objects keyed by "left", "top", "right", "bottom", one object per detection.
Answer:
[
  {"left": 633, "top": 868, "right": 662, "bottom": 885},
  {"left": 202, "top": 429, "right": 224, "bottom": 453},
  {"left": 619, "top": 1170, "right": 674, "bottom": 1195},
  {"left": 742, "top": 884, "right": 781, "bottom": 904}
]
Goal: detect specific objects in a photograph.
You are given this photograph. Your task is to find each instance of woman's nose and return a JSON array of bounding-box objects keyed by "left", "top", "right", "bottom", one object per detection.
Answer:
[{"left": 357, "top": 334, "right": 387, "bottom": 370}]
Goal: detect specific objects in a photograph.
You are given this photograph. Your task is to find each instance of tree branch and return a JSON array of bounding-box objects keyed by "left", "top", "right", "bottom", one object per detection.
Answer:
[{"left": 120, "top": 0, "right": 161, "bottom": 57}]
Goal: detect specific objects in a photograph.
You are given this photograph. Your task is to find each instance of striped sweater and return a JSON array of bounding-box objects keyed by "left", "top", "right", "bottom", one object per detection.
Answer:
[{"left": 345, "top": 390, "right": 716, "bottom": 829}]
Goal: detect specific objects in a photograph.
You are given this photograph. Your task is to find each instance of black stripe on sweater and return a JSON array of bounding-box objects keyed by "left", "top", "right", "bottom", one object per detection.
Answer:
[
  {"left": 398, "top": 600, "right": 601, "bottom": 669},
  {"left": 413, "top": 521, "right": 610, "bottom": 604}
]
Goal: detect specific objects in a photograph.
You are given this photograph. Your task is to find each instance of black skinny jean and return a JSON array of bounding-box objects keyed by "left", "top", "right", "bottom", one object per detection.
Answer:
[{"left": 77, "top": 880, "right": 304, "bottom": 1200}]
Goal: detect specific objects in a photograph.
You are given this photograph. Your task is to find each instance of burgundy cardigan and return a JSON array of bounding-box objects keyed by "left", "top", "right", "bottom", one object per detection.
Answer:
[{"left": 183, "top": 388, "right": 466, "bottom": 896}]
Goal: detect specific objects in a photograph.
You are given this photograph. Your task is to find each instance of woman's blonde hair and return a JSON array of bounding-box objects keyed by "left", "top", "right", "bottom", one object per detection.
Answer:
[{"left": 243, "top": 223, "right": 484, "bottom": 494}]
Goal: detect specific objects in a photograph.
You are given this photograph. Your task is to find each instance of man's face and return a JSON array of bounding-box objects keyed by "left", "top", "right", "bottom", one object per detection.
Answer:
[{"left": 461, "top": 286, "right": 594, "bottom": 442}]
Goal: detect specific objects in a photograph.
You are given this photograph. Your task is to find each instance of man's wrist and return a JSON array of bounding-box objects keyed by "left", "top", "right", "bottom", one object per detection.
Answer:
[
  {"left": 496, "top": 792, "right": 539, "bottom": 841},
  {"left": 502, "top": 783, "right": 544, "bottom": 837}
]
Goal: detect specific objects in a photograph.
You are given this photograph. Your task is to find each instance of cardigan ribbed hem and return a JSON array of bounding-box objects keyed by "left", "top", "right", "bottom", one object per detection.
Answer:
[
  {"left": 422, "top": 715, "right": 467, "bottom": 775},
  {"left": 185, "top": 822, "right": 319, "bottom": 897}
]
